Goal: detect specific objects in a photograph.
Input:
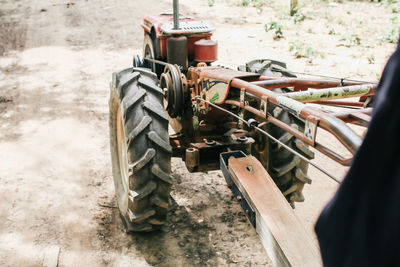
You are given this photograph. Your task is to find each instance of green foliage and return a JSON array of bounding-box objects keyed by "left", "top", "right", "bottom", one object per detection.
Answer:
[
  {"left": 289, "top": 5, "right": 306, "bottom": 23},
  {"left": 328, "top": 27, "right": 336, "bottom": 35},
  {"left": 208, "top": 0, "right": 215, "bottom": 6},
  {"left": 367, "top": 55, "right": 375, "bottom": 64},
  {"left": 241, "top": 0, "right": 250, "bottom": 6},
  {"left": 340, "top": 33, "right": 361, "bottom": 47},
  {"left": 367, "top": 0, "right": 400, "bottom": 13},
  {"left": 289, "top": 40, "right": 316, "bottom": 58},
  {"left": 293, "top": 12, "right": 305, "bottom": 24},
  {"left": 238, "top": 0, "right": 266, "bottom": 7},
  {"left": 380, "top": 27, "right": 400, "bottom": 43},
  {"left": 265, "top": 21, "right": 284, "bottom": 39}
]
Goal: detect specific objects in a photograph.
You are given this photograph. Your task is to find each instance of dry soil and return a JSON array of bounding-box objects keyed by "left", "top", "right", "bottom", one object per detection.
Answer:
[{"left": 0, "top": 0, "right": 397, "bottom": 266}]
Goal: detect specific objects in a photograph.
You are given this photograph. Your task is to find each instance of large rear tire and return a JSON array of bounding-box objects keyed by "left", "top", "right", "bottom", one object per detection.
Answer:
[
  {"left": 256, "top": 94, "right": 315, "bottom": 207},
  {"left": 109, "top": 67, "right": 172, "bottom": 231},
  {"left": 240, "top": 59, "right": 314, "bottom": 207}
]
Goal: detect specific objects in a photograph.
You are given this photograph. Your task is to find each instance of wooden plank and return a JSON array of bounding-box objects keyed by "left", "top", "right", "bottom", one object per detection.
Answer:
[{"left": 228, "top": 156, "right": 321, "bottom": 267}]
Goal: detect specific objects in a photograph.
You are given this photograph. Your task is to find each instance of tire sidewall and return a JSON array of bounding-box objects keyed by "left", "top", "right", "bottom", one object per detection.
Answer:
[{"left": 109, "top": 80, "right": 129, "bottom": 216}]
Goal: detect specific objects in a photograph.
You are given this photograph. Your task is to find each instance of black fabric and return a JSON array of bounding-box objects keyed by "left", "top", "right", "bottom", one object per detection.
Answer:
[{"left": 315, "top": 42, "right": 400, "bottom": 267}]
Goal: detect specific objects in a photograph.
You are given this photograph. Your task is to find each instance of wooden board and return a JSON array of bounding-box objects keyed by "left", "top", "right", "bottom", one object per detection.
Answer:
[{"left": 228, "top": 156, "right": 322, "bottom": 267}]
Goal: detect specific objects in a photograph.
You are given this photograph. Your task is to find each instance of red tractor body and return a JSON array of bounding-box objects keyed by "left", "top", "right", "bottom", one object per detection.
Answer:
[{"left": 141, "top": 13, "right": 216, "bottom": 62}]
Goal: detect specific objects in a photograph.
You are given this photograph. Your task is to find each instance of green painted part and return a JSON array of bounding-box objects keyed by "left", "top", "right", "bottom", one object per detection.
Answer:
[
  {"left": 210, "top": 92, "right": 220, "bottom": 103},
  {"left": 283, "top": 84, "right": 375, "bottom": 102},
  {"left": 276, "top": 96, "right": 305, "bottom": 116},
  {"left": 193, "top": 116, "right": 199, "bottom": 131}
]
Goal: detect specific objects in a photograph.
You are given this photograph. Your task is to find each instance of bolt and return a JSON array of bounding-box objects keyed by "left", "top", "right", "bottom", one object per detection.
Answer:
[
  {"left": 238, "top": 136, "right": 248, "bottom": 142},
  {"left": 248, "top": 118, "right": 258, "bottom": 128},
  {"left": 205, "top": 139, "right": 216, "bottom": 146}
]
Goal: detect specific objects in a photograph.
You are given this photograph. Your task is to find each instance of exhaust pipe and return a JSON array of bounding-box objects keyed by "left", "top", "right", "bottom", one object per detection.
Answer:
[{"left": 173, "top": 0, "right": 179, "bottom": 30}]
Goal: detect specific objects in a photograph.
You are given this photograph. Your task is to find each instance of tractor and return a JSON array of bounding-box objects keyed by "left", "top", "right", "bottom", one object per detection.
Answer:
[{"left": 109, "top": 0, "right": 375, "bottom": 265}]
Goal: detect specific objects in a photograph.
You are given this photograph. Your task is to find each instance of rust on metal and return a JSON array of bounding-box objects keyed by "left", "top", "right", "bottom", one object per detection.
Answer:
[
  {"left": 231, "top": 78, "right": 363, "bottom": 154},
  {"left": 252, "top": 77, "right": 366, "bottom": 90},
  {"left": 333, "top": 108, "right": 372, "bottom": 123},
  {"left": 312, "top": 100, "right": 365, "bottom": 107},
  {"left": 224, "top": 99, "right": 357, "bottom": 165},
  {"left": 185, "top": 147, "right": 199, "bottom": 171},
  {"left": 193, "top": 66, "right": 260, "bottom": 82},
  {"left": 304, "top": 116, "right": 319, "bottom": 145},
  {"left": 188, "top": 66, "right": 259, "bottom": 104},
  {"left": 228, "top": 155, "right": 322, "bottom": 266}
]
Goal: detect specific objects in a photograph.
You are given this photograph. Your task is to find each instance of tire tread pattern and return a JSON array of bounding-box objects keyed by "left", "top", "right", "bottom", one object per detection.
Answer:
[{"left": 110, "top": 67, "right": 172, "bottom": 232}]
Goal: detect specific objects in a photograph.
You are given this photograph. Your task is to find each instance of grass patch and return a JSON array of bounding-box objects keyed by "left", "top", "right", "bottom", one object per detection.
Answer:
[{"left": 265, "top": 21, "right": 284, "bottom": 39}]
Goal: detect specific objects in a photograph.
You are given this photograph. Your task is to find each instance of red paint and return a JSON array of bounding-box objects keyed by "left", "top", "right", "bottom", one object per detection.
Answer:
[
  {"left": 194, "top": 39, "right": 218, "bottom": 62},
  {"left": 141, "top": 14, "right": 212, "bottom": 58}
]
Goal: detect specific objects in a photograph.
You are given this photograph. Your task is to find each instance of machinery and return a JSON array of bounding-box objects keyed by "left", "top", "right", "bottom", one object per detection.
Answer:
[{"left": 109, "top": 0, "right": 375, "bottom": 265}]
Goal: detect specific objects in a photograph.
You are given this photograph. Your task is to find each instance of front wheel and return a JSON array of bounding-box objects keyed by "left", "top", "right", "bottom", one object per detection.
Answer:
[{"left": 109, "top": 67, "right": 172, "bottom": 231}]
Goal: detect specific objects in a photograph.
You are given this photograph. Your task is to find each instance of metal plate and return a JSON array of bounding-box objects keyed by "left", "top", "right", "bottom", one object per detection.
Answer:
[
  {"left": 160, "top": 21, "right": 215, "bottom": 34},
  {"left": 304, "top": 116, "right": 318, "bottom": 144}
]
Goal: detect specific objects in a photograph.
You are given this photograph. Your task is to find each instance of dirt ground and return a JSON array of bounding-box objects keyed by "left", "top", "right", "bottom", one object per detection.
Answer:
[{"left": 0, "top": 0, "right": 397, "bottom": 266}]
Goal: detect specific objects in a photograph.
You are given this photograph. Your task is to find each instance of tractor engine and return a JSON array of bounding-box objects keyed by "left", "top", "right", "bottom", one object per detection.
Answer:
[{"left": 139, "top": 8, "right": 217, "bottom": 75}]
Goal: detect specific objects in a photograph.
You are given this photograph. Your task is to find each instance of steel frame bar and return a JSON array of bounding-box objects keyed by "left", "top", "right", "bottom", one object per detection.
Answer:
[
  {"left": 333, "top": 108, "right": 372, "bottom": 123},
  {"left": 224, "top": 99, "right": 353, "bottom": 165},
  {"left": 281, "top": 84, "right": 376, "bottom": 103},
  {"left": 311, "top": 100, "right": 365, "bottom": 107},
  {"left": 252, "top": 77, "right": 367, "bottom": 90},
  {"left": 230, "top": 78, "right": 364, "bottom": 156}
]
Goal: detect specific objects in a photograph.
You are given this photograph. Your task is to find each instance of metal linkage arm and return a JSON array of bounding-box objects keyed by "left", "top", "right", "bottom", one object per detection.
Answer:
[
  {"left": 281, "top": 84, "right": 376, "bottom": 103},
  {"left": 230, "top": 78, "right": 363, "bottom": 155},
  {"left": 252, "top": 77, "right": 367, "bottom": 90}
]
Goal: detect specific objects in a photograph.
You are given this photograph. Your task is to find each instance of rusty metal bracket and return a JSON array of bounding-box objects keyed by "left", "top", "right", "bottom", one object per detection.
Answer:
[
  {"left": 304, "top": 116, "right": 319, "bottom": 145},
  {"left": 240, "top": 88, "right": 246, "bottom": 105},
  {"left": 260, "top": 96, "right": 268, "bottom": 117},
  {"left": 186, "top": 136, "right": 254, "bottom": 172},
  {"left": 221, "top": 153, "right": 322, "bottom": 266}
]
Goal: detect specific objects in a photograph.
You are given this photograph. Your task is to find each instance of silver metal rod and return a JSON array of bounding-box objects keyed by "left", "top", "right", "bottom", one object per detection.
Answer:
[
  {"left": 173, "top": 0, "right": 179, "bottom": 30},
  {"left": 194, "top": 96, "right": 341, "bottom": 183},
  {"left": 144, "top": 57, "right": 170, "bottom": 66},
  {"left": 253, "top": 126, "right": 341, "bottom": 183}
]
